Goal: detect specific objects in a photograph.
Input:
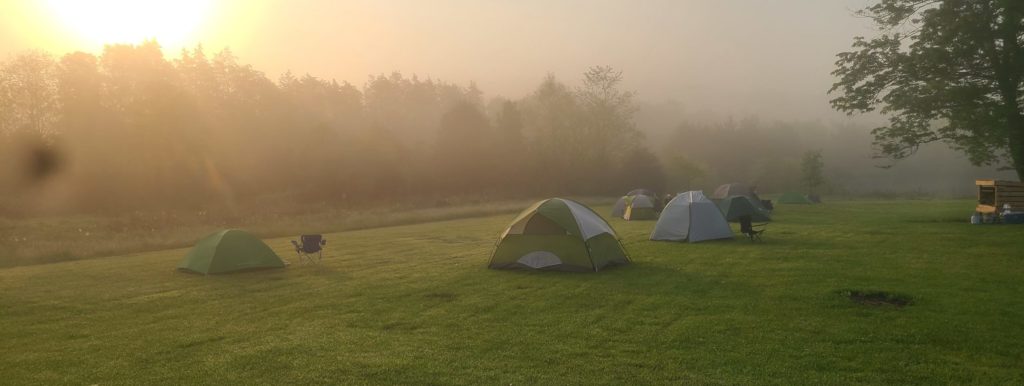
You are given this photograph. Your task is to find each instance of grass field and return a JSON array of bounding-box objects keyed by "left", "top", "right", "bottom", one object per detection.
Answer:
[{"left": 1, "top": 199, "right": 1023, "bottom": 384}]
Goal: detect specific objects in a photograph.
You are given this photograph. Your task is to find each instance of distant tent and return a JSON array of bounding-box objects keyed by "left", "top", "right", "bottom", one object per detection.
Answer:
[
  {"left": 778, "top": 192, "right": 813, "bottom": 204},
  {"left": 624, "top": 194, "right": 657, "bottom": 220},
  {"left": 717, "top": 195, "right": 772, "bottom": 222},
  {"left": 614, "top": 188, "right": 657, "bottom": 218},
  {"left": 807, "top": 193, "right": 822, "bottom": 204},
  {"left": 613, "top": 191, "right": 659, "bottom": 219},
  {"left": 611, "top": 196, "right": 629, "bottom": 218},
  {"left": 489, "top": 198, "right": 630, "bottom": 272},
  {"left": 651, "top": 191, "right": 733, "bottom": 242},
  {"left": 711, "top": 182, "right": 770, "bottom": 211},
  {"left": 178, "top": 229, "right": 286, "bottom": 274},
  {"left": 711, "top": 183, "right": 759, "bottom": 200}
]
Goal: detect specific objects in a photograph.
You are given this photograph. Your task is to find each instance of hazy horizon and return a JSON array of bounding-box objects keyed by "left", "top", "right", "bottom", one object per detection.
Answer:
[
  {"left": 2, "top": 0, "right": 1013, "bottom": 211},
  {"left": 1, "top": 1, "right": 875, "bottom": 121}
]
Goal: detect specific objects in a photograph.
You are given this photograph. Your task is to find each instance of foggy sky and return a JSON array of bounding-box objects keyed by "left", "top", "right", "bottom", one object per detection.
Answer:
[{"left": 1, "top": 0, "right": 874, "bottom": 120}]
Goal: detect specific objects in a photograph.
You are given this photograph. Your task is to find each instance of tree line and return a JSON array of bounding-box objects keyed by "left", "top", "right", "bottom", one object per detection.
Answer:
[
  {"left": 0, "top": 41, "right": 666, "bottom": 214},
  {"left": 4, "top": 36, "right": 1010, "bottom": 215}
]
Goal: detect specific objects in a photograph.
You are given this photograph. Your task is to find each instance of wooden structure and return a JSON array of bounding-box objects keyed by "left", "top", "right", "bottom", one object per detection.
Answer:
[{"left": 976, "top": 179, "right": 1024, "bottom": 213}]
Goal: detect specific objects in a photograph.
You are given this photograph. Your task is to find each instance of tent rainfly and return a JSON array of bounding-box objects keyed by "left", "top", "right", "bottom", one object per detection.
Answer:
[
  {"left": 178, "top": 229, "right": 286, "bottom": 274},
  {"left": 711, "top": 182, "right": 771, "bottom": 212},
  {"left": 711, "top": 183, "right": 761, "bottom": 201},
  {"left": 651, "top": 191, "right": 733, "bottom": 242},
  {"left": 717, "top": 195, "right": 772, "bottom": 222},
  {"left": 489, "top": 198, "right": 630, "bottom": 272}
]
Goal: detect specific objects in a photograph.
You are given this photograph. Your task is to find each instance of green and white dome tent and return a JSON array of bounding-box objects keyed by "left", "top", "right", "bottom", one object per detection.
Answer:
[
  {"left": 651, "top": 191, "right": 733, "bottom": 242},
  {"left": 717, "top": 195, "right": 772, "bottom": 222},
  {"left": 489, "top": 198, "right": 630, "bottom": 272}
]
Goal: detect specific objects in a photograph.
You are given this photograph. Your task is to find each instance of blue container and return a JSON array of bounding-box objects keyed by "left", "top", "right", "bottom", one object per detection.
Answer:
[{"left": 1003, "top": 213, "right": 1024, "bottom": 224}]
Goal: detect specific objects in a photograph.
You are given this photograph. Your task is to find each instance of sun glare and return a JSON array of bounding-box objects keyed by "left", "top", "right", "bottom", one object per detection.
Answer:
[{"left": 43, "top": 0, "right": 212, "bottom": 50}]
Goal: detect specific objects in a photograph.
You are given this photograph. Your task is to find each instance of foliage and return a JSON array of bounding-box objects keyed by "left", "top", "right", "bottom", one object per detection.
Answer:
[
  {"left": 519, "top": 75, "right": 581, "bottom": 194},
  {"left": 435, "top": 101, "right": 493, "bottom": 193},
  {"left": 659, "top": 118, "right": 815, "bottom": 193},
  {"left": 801, "top": 150, "right": 825, "bottom": 193},
  {"left": 0, "top": 43, "right": 660, "bottom": 213},
  {"left": 0, "top": 51, "right": 60, "bottom": 137},
  {"left": 829, "top": 0, "right": 1024, "bottom": 179},
  {"left": 664, "top": 155, "right": 707, "bottom": 193},
  {"left": 651, "top": 115, "right": 1015, "bottom": 196},
  {"left": 575, "top": 66, "right": 641, "bottom": 191},
  {"left": 614, "top": 147, "right": 666, "bottom": 194},
  {"left": 494, "top": 100, "right": 524, "bottom": 152}
]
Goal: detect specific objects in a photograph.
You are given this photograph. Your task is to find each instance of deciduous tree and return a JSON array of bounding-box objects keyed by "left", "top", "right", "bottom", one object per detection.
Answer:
[
  {"left": 830, "top": 0, "right": 1024, "bottom": 179},
  {"left": 801, "top": 150, "right": 825, "bottom": 194}
]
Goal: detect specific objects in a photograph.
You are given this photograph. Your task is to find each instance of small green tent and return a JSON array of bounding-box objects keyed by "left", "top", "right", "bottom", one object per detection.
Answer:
[
  {"left": 712, "top": 182, "right": 771, "bottom": 212},
  {"left": 178, "top": 229, "right": 286, "bottom": 274},
  {"left": 777, "top": 192, "right": 813, "bottom": 204},
  {"left": 717, "top": 195, "right": 772, "bottom": 222},
  {"left": 489, "top": 198, "right": 630, "bottom": 272}
]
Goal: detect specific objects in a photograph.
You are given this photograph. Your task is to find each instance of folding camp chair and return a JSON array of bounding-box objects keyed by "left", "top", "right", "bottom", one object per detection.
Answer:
[
  {"left": 291, "top": 234, "right": 326, "bottom": 264},
  {"left": 739, "top": 215, "right": 766, "bottom": 242}
]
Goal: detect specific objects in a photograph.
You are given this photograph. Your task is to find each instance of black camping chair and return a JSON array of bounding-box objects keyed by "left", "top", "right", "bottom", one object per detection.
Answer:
[
  {"left": 291, "top": 234, "right": 326, "bottom": 264},
  {"left": 738, "top": 215, "right": 766, "bottom": 242}
]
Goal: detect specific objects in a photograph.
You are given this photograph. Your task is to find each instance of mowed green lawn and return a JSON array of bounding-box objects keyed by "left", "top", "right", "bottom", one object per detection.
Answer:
[{"left": 1, "top": 200, "right": 1022, "bottom": 385}]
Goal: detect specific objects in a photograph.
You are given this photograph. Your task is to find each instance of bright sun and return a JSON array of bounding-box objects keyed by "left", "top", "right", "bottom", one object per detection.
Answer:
[{"left": 43, "top": 0, "right": 213, "bottom": 49}]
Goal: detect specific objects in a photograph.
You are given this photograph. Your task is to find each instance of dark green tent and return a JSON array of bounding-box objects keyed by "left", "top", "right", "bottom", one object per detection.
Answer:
[
  {"left": 711, "top": 183, "right": 761, "bottom": 201},
  {"left": 489, "top": 198, "right": 630, "bottom": 272},
  {"left": 778, "top": 192, "right": 813, "bottom": 204},
  {"left": 717, "top": 195, "right": 772, "bottom": 222},
  {"left": 712, "top": 182, "right": 771, "bottom": 212},
  {"left": 178, "top": 229, "right": 285, "bottom": 274}
]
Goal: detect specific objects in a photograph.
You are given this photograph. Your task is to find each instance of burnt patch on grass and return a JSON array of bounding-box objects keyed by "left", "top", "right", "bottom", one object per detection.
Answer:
[{"left": 837, "top": 289, "right": 913, "bottom": 308}]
